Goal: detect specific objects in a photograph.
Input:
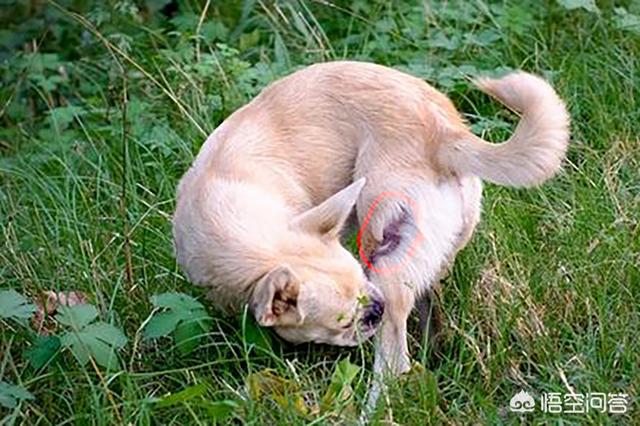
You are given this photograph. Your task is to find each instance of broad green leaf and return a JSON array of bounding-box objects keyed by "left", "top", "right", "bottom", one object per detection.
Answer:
[
  {"left": 56, "top": 304, "right": 98, "bottom": 329},
  {"left": 464, "top": 30, "right": 501, "bottom": 47},
  {"left": 201, "top": 21, "right": 229, "bottom": 41},
  {"left": 170, "top": 12, "right": 199, "bottom": 33},
  {"left": 150, "top": 292, "right": 203, "bottom": 313},
  {"left": 557, "top": 0, "right": 599, "bottom": 13},
  {"left": 48, "top": 105, "right": 86, "bottom": 130},
  {"left": 88, "top": 337, "right": 122, "bottom": 370},
  {"left": 145, "top": 293, "right": 212, "bottom": 355},
  {"left": 334, "top": 358, "right": 360, "bottom": 384},
  {"left": 239, "top": 29, "right": 260, "bottom": 51},
  {"left": 0, "top": 289, "right": 36, "bottom": 323},
  {"left": 156, "top": 383, "right": 208, "bottom": 408},
  {"left": 205, "top": 400, "right": 240, "bottom": 420},
  {"left": 60, "top": 332, "right": 91, "bottom": 365},
  {"left": 0, "top": 381, "right": 34, "bottom": 409},
  {"left": 84, "top": 322, "right": 128, "bottom": 347},
  {"left": 60, "top": 323, "right": 126, "bottom": 370},
  {"left": 38, "top": 53, "right": 63, "bottom": 70},
  {"left": 240, "top": 314, "right": 273, "bottom": 354},
  {"left": 143, "top": 311, "right": 181, "bottom": 339},
  {"left": 174, "top": 319, "right": 205, "bottom": 355},
  {"left": 26, "top": 335, "right": 61, "bottom": 369},
  {"left": 320, "top": 358, "right": 361, "bottom": 411},
  {"left": 614, "top": 8, "right": 640, "bottom": 34},
  {"left": 56, "top": 303, "right": 127, "bottom": 370},
  {"left": 154, "top": 384, "right": 239, "bottom": 420},
  {"left": 428, "top": 31, "right": 460, "bottom": 51}
]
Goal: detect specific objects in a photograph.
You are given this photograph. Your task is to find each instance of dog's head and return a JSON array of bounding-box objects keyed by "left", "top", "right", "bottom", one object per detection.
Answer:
[{"left": 250, "top": 178, "right": 385, "bottom": 346}]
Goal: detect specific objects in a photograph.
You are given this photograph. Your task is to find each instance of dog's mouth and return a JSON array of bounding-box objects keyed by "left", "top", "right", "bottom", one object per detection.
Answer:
[
  {"left": 357, "top": 280, "right": 385, "bottom": 332},
  {"left": 339, "top": 296, "right": 385, "bottom": 345},
  {"left": 360, "top": 298, "right": 385, "bottom": 330}
]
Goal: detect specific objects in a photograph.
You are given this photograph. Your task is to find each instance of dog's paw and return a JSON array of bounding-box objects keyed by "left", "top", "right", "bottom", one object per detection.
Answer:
[{"left": 386, "top": 351, "right": 412, "bottom": 376}]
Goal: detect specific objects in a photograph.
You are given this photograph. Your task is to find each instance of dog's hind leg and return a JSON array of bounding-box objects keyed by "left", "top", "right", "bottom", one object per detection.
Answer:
[{"left": 416, "top": 284, "right": 444, "bottom": 354}]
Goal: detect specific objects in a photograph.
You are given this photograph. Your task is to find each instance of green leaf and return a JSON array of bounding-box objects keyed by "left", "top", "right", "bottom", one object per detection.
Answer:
[
  {"left": 60, "top": 332, "right": 90, "bottom": 365},
  {"left": 153, "top": 384, "right": 239, "bottom": 420},
  {"left": 174, "top": 319, "right": 204, "bottom": 355},
  {"left": 205, "top": 400, "right": 240, "bottom": 420},
  {"left": 156, "top": 383, "right": 208, "bottom": 408},
  {"left": 145, "top": 293, "right": 212, "bottom": 355},
  {"left": 60, "top": 321, "right": 127, "bottom": 370},
  {"left": 170, "top": 12, "right": 199, "bottom": 33},
  {"left": 334, "top": 358, "right": 360, "bottom": 383},
  {"left": 614, "top": 8, "right": 640, "bottom": 34},
  {"left": 0, "top": 381, "right": 34, "bottom": 409},
  {"left": 428, "top": 30, "right": 460, "bottom": 50},
  {"left": 321, "top": 358, "right": 361, "bottom": 411},
  {"left": 143, "top": 311, "right": 181, "bottom": 339},
  {"left": 557, "top": 0, "right": 599, "bottom": 13},
  {"left": 88, "top": 336, "right": 122, "bottom": 370},
  {"left": 239, "top": 29, "right": 261, "bottom": 51},
  {"left": 26, "top": 335, "right": 61, "bottom": 369},
  {"left": 464, "top": 30, "right": 501, "bottom": 47},
  {"left": 0, "top": 289, "right": 37, "bottom": 323},
  {"left": 201, "top": 21, "right": 229, "bottom": 41},
  {"left": 48, "top": 105, "right": 86, "bottom": 130},
  {"left": 241, "top": 314, "right": 273, "bottom": 354},
  {"left": 150, "top": 292, "right": 203, "bottom": 313},
  {"left": 86, "top": 322, "right": 128, "bottom": 347},
  {"left": 56, "top": 304, "right": 98, "bottom": 330},
  {"left": 56, "top": 304, "right": 127, "bottom": 370}
]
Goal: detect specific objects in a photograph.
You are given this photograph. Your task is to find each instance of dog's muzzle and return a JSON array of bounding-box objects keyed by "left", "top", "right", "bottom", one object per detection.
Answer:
[{"left": 361, "top": 298, "right": 385, "bottom": 329}]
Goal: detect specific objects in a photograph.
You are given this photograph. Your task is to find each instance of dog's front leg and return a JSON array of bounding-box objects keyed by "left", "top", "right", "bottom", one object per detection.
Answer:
[
  {"left": 363, "top": 271, "right": 415, "bottom": 416},
  {"left": 358, "top": 201, "right": 420, "bottom": 413},
  {"left": 359, "top": 278, "right": 411, "bottom": 421},
  {"left": 371, "top": 274, "right": 414, "bottom": 376},
  {"left": 358, "top": 199, "right": 421, "bottom": 377}
]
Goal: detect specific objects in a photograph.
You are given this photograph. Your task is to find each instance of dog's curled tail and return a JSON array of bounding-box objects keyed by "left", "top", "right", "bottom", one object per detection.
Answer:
[{"left": 438, "top": 72, "right": 570, "bottom": 187}]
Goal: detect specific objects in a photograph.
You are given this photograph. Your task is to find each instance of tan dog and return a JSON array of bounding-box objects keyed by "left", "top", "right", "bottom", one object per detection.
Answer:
[{"left": 173, "top": 62, "right": 569, "bottom": 378}]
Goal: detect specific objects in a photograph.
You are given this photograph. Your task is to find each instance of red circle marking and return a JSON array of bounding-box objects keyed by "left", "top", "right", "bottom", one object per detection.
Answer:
[{"left": 356, "top": 191, "right": 424, "bottom": 275}]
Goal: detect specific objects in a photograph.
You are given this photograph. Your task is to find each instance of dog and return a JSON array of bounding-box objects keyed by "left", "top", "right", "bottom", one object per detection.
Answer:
[{"left": 172, "top": 61, "right": 569, "bottom": 380}]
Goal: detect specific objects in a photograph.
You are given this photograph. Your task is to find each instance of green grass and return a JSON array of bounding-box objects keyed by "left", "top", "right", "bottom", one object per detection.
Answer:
[{"left": 1, "top": 0, "right": 639, "bottom": 424}]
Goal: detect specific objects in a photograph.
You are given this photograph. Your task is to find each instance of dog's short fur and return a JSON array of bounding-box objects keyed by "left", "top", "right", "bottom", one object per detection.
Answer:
[{"left": 173, "top": 62, "right": 569, "bottom": 374}]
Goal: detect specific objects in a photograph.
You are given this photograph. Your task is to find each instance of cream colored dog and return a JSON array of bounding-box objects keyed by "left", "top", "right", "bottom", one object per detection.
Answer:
[{"left": 173, "top": 62, "right": 569, "bottom": 378}]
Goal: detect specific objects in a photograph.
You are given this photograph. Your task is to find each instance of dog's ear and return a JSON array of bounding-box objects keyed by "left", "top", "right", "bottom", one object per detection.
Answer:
[
  {"left": 291, "top": 177, "right": 366, "bottom": 239},
  {"left": 251, "top": 265, "right": 304, "bottom": 327}
]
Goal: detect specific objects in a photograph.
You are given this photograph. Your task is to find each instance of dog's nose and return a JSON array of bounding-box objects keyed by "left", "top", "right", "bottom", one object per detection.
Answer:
[{"left": 361, "top": 299, "right": 385, "bottom": 328}]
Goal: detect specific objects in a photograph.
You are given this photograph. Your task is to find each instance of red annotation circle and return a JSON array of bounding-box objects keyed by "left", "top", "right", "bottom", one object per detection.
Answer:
[{"left": 356, "top": 192, "right": 424, "bottom": 275}]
